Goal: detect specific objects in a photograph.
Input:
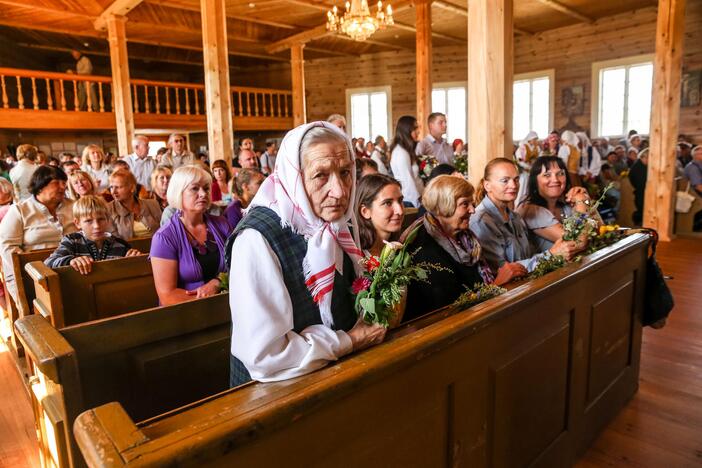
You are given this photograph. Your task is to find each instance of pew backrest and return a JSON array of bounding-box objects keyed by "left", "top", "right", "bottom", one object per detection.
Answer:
[
  {"left": 616, "top": 176, "right": 635, "bottom": 226},
  {"left": 26, "top": 255, "right": 158, "bottom": 328},
  {"left": 15, "top": 293, "right": 231, "bottom": 468},
  {"left": 402, "top": 207, "right": 420, "bottom": 231},
  {"left": 674, "top": 188, "right": 702, "bottom": 235}
]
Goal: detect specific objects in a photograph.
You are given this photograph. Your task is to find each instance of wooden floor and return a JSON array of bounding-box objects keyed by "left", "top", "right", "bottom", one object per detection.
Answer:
[{"left": 0, "top": 238, "right": 700, "bottom": 468}]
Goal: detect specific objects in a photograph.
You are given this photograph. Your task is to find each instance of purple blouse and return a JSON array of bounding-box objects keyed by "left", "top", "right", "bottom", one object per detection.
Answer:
[
  {"left": 150, "top": 212, "right": 233, "bottom": 291},
  {"left": 223, "top": 199, "right": 244, "bottom": 230}
]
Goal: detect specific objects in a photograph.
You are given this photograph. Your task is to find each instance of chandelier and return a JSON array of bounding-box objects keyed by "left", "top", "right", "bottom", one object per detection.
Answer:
[{"left": 326, "top": 0, "right": 394, "bottom": 42}]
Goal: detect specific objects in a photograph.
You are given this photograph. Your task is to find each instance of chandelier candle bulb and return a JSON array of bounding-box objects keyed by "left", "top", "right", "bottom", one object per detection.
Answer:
[{"left": 326, "top": 0, "right": 394, "bottom": 41}]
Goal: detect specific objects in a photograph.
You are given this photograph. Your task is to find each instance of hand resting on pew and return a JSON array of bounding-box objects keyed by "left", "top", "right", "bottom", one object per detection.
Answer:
[{"left": 69, "top": 248, "right": 141, "bottom": 275}]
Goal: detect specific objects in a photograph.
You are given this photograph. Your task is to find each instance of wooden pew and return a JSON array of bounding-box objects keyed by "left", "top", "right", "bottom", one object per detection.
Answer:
[
  {"left": 0, "top": 238, "right": 152, "bottom": 356},
  {"left": 14, "top": 294, "right": 231, "bottom": 468},
  {"left": 25, "top": 254, "right": 158, "bottom": 329},
  {"left": 674, "top": 189, "right": 702, "bottom": 236},
  {"left": 73, "top": 234, "right": 649, "bottom": 468},
  {"left": 616, "top": 176, "right": 636, "bottom": 226}
]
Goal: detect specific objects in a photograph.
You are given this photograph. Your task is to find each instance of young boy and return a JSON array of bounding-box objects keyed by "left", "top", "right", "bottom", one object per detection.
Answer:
[{"left": 45, "top": 195, "right": 141, "bottom": 275}]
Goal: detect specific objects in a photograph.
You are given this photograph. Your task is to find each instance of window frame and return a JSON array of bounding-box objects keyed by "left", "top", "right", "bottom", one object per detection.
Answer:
[
  {"left": 345, "top": 86, "right": 393, "bottom": 141},
  {"left": 432, "top": 81, "right": 469, "bottom": 142},
  {"left": 512, "top": 69, "right": 555, "bottom": 142},
  {"left": 590, "top": 54, "right": 654, "bottom": 138}
]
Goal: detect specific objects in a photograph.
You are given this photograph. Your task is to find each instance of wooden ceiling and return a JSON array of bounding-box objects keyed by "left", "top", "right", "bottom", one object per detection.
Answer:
[{"left": 0, "top": 0, "right": 658, "bottom": 70}]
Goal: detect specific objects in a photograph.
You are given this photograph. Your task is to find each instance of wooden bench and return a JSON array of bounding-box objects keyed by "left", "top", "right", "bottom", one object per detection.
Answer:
[
  {"left": 1, "top": 238, "right": 152, "bottom": 356},
  {"left": 25, "top": 254, "right": 158, "bottom": 329},
  {"left": 675, "top": 189, "right": 702, "bottom": 236},
  {"left": 73, "top": 234, "right": 649, "bottom": 468},
  {"left": 14, "top": 293, "right": 231, "bottom": 468}
]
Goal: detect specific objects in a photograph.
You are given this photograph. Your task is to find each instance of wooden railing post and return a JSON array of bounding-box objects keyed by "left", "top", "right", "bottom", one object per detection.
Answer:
[
  {"left": 165, "top": 87, "right": 171, "bottom": 114},
  {"left": 106, "top": 15, "right": 135, "bottom": 157},
  {"left": 72, "top": 80, "right": 79, "bottom": 110},
  {"left": 98, "top": 82, "right": 105, "bottom": 112},
  {"left": 16, "top": 76, "right": 24, "bottom": 110},
  {"left": 45, "top": 78, "right": 53, "bottom": 111},
  {"left": 59, "top": 79, "right": 66, "bottom": 111},
  {"left": 154, "top": 86, "right": 160, "bottom": 113},
  {"left": 30, "top": 77, "right": 39, "bottom": 110},
  {"left": 1, "top": 75, "right": 8, "bottom": 109}
]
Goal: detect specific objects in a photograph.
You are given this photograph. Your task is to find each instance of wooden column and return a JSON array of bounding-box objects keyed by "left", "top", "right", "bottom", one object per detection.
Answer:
[
  {"left": 106, "top": 15, "right": 134, "bottom": 157},
  {"left": 200, "top": 0, "right": 234, "bottom": 165},
  {"left": 291, "top": 44, "right": 306, "bottom": 127},
  {"left": 416, "top": 0, "right": 432, "bottom": 135},
  {"left": 643, "top": 0, "right": 686, "bottom": 241},
  {"left": 467, "top": 0, "right": 514, "bottom": 186}
]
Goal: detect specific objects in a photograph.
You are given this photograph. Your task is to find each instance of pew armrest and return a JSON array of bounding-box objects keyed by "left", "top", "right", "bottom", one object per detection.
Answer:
[
  {"left": 74, "top": 402, "right": 148, "bottom": 468},
  {"left": 14, "top": 314, "right": 74, "bottom": 381},
  {"left": 25, "top": 261, "right": 56, "bottom": 289}
]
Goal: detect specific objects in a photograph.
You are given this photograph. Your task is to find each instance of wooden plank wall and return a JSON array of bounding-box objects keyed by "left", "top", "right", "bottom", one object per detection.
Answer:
[{"left": 300, "top": 4, "right": 702, "bottom": 141}]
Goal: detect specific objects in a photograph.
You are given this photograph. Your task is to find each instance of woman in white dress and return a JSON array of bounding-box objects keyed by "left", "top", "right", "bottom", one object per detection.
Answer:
[
  {"left": 81, "top": 144, "right": 110, "bottom": 192},
  {"left": 389, "top": 115, "right": 424, "bottom": 207}
]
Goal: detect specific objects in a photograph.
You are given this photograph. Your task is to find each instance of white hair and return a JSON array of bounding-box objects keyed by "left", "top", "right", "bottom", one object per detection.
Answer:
[
  {"left": 166, "top": 165, "right": 213, "bottom": 211},
  {"left": 299, "top": 126, "right": 351, "bottom": 167},
  {"left": 131, "top": 134, "right": 149, "bottom": 149}
]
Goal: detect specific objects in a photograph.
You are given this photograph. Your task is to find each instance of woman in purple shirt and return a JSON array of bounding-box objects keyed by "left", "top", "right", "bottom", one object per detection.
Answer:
[{"left": 150, "top": 165, "right": 232, "bottom": 305}]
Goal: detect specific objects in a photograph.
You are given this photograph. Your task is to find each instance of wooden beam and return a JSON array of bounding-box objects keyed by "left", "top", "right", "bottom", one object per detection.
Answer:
[
  {"left": 416, "top": 0, "right": 432, "bottom": 134},
  {"left": 147, "top": 0, "right": 299, "bottom": 29},
  {"left": 267, "top": 24, "right": 330, "bottom": 54},
  {"left": 391, "top": 21, "right": 465, "bottom": 44},
  {"left": 291, "top": 44, "right": 306, "bottom": 126},
  {"left": 643, "top": 0, "right": 686, "bottom": 240},
  {"left": 467, "top": 0, "right": 513, "bottom": 186},
  {"left": 533, "top": 0, "right": 594, "bottom": 24},
  {"left": 106, "top": 15, "right": 135, "bottom": 157},
  {"left": 432, "top": 0, "right": 533, "bottom": 36},
  {"left": 201, "top": 0, "right": 234, "bottom": 165},
  {"left": 95, "top": 0, "right": 145, "bottom": 31}
]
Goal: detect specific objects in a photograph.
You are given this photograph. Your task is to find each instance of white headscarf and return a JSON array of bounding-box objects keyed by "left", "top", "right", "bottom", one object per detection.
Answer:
[
  {"left": 249, "top": 121, "right": 363, "bottom": 328},
  {"left": 561, "top": 130, "right": 579, "bottom": 147},
  {"left": 576, "top": 132, "right": 592, "bottom": 148},
  {"left": 520, "top": 131, "right": 539, "bottom": 147}
]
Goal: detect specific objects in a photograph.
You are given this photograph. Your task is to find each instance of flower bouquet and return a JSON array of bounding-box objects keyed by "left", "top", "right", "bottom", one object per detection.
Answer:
[
  {"left": 452, "top": 283, "right": 507, "bottom": 309},
  {"left": 352, "top": 227, "right": 446, "bottom": 328},
  {"left": 417, "top": 154, "right": 438, "bottom": 182},
  {"left": 562, "top": 182, "right": 613, "bottom": 242},
  {"left": 453, "top": 153, "right": 468, "bottom": 177},
  {"left": 581, "top": 224, "right": 626, "bottom": 255}
]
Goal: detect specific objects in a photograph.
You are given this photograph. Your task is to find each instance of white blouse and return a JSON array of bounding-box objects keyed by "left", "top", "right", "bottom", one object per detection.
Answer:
[
  {"left": 82, "top": 164, "right": 110, "bottom": 192},
  {"left": 229, "top": 229, "right": 353, "bottom": 382},
  {"left": 390, "top": 146, "right": 424, "bottom": 207}
]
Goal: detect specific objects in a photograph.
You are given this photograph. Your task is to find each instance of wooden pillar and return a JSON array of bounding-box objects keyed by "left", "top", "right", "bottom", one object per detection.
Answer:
[
  {"left": 291, "top": 44, "right": 306, "bottom": 127},
  {"left": 416, "top": 0, "right": 432, "bottom": 135},
  {"left": 467, "top": 0, "right": 514, "bottom": 186},
  {"left": 643, "top": 0, "right": 686, "bottom": 241},
  {"left": 200, "top": 0, "right": 234, "bottom": 165},
  {"left": 106, "top": 15, "right": 134, "bottom": 157}
]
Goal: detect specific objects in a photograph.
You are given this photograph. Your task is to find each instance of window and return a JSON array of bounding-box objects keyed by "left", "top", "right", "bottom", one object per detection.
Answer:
[
  {"left": 592, "top": 55, "right": 654, "bottom": 137},
  {"left": 432, "top": 83, "right": 467, "bottom": 142},
  {"left": 512, "top": 70, "right": 554, "bottom": 142},
  {"left": 345, "top": 86, "right": 391, "bottom": 142}
]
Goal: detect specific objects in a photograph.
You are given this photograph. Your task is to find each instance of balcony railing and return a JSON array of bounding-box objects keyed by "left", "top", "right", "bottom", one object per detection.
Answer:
[{"left": 0, "top": 67, "right": 293, "bottom": 131}]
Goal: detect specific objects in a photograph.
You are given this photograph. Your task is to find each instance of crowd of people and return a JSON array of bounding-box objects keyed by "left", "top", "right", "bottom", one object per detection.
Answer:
[{"left": 0, "top": 115, "right": 698, "bottom": 386}]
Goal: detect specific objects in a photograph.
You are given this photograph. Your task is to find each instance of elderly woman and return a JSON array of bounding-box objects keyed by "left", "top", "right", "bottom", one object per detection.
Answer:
[
  {"left": 470, "top": 158, "right": 580, "bottom": 274},
  {"left": 222, "top": 168, "right": 265, "bottom": 229},
  {"left": 0, "top": 166, "right": 76, "bottom": 302},
  {"left": 228, "top": 121, "right": 386, "bottom": 386},
  {"left": 149, "top": 165, "right": 172, "bottom": 210},
  {"left": 516, "top": 156, "right": 596, "bottom": 252},
  {"left": 211, "top": 159, "right": 233, "bottom": 203},
  {"left": 150, "top": 166, "right": 231, "bottom": 305},
  {"left": 402, "top": 176, "right": 523, "bottom": 322},
  {"left": 81, "top": 144, "right": 110, "bottom": 192},
  {"left": 356, "top": 173, "right": 404, "bottom": 256},
  {"left": 107, "top": 169, "right": 161, "bottom": 239},
  {"left": 390, "top": 115, "right": 424, "bottom": 207},
  {"left": 67, "top": 170, "right": 98, "bottom": 200}
]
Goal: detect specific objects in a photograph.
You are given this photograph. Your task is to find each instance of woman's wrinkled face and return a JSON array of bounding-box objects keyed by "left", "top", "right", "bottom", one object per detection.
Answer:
[
  {"left": 439, "top": 196, "right": 475, "bottom": 235},
  {"left": 72, "top": 176, "right": 93, "bottom": 196},
  {"left": 303, "top": 141, "right": 353, "bottom": 222},
  {"left": 181, "top": 180, "right": 211, "bottom": 213},
  {"left": 109, "top": 177, "right": 135, "bottom": 203},
  {"left": 213, "top": 167, "right": 227, "bottom": 182},
  {"left": 39, "top": 179, "right": 67, "bottom": 205},
  {"left": 89, "top": 149, "right": 103, "bottom": 165},
  {"left": 155, "top": 172, "right": 170, "bottom": 194},
  {"left": 484, "top": 163, "right": 520, "bottom": 204},
  {"left": 537, "top": 162, "right": 567, "bottom": 200},
  {"left": 360, "top": 184, "right": 404, "bottom": 240}
]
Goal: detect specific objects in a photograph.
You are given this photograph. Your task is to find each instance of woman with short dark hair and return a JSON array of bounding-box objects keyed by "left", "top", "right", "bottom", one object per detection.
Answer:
[{"left": 0, "top": 166, "right": 76, "bottom": 303}]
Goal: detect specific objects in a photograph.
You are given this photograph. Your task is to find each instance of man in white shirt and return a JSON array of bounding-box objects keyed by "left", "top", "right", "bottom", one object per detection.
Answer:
[
  {"left": 9, "top": 144, "right": 38, "bottom": 202},
  {"left": 260, "top": 141, "right": 277, "bottom": 175},
  {"left": 161, "top": 133, "right": 195, "bottom": 169},
  {"left": 416, "top": 112, "right": 453, "bottom": 165},
  {"left": 123, "top": 135, "right": 156, "bottom": 191},
  {"left": 71, "top": 50, "right": 97, "bottom": 111}
]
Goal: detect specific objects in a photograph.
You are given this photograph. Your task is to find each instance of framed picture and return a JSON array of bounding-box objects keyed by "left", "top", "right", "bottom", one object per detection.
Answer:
[
  {"left": 561, "top": 85, "right": 585, "bottom": 117},
  {"left": 681, "top": 70, "right": 701, "bottom": 107}
]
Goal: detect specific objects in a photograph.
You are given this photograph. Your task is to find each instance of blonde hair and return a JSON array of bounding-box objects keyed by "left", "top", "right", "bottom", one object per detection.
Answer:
[
  {"left": 166, "top": 165, "right": 213, "bottom": 211},
  {"left": 73, "top": 194, "right": 109, "bottom": 220},
  {"left": 67, "top": 170, "right": 96, "bottom": 199},
  {"left": 16, "top": 144, "right": 38, "bottom": 162},
  {"left": 150, "top": 165, "right": 173, "bottom": 194},
  {"left": 0, "top": 177, "right": 13, "bottom": 195},
  {"left": 81, "top": 144, "right": 105, "bottom": 168},
  {"left": 475, "top": 157, "right": 518, "bottom": 203},
  {"left": 422, "top": 175, "right": 475, "bottom": 217}
]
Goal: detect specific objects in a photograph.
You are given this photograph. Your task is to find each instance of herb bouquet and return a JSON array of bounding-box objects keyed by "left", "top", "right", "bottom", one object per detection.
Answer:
[
  {"left": 352, "top": 227, "right": 445, "bottom": 328},
  {"left": 452, "top": 283, "right": 507, "bottom": 309},
  {"left": 562, "top": 182, "right": 613, "bottom": 242},
  {"left": 417, "top": 154, "right": 438, "bottom": 183},
  {"left": 453, "top": 153, "right": 468, "bottom": 177}
]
